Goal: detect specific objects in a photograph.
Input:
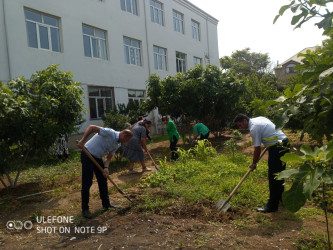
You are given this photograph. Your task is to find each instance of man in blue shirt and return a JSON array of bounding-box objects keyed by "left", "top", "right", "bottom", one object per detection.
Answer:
[
  {"left": 77, "top": 125, "right": 132, "bottom": 218},
  {"left": 234, "top": 114, "right": 289, "bottom": 213}
]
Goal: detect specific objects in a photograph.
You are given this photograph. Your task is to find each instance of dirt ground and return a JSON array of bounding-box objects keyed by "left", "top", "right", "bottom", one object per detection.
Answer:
[{"left": 0, "top": 134, "right": 332, "bottom": 249}]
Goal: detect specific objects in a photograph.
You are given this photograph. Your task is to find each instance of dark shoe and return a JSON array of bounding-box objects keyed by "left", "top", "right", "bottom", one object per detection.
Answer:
[
  {"left": 103, "top": 203, "right": 121, "bottom": 211},
  {"left": 256, "top": 205, "right": 278, "bottom": 213},
  {"left": 82, "top": 209, "right": 92, "bottom": 219}
]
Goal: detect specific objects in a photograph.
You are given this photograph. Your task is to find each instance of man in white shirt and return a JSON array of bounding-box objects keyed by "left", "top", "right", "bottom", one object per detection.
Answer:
[
  {"left": 234, "top": 114, "right": 289, "bottom": 213},
  {"left": 77, "top": 125, "right": 132, "bottom": 218}
]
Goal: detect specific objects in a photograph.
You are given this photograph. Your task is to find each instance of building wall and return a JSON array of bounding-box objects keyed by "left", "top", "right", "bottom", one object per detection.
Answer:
[{"left": 0, "top": 0, "right": 219, "bottom": 133}]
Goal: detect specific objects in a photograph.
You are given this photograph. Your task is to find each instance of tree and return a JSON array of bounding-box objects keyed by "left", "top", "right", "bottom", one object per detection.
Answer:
[
  {"left": 268, "top": 38, "right": 333, "bottom": 143},
  {"left": 274, "top": 0, "right": 333, "bottom": 35},
  {"left": 220, "top": 48, "right": 272, "bottom": 76},
  {"left": 102, "top": 110, "right": 130, "bottom": 131},
  {"left": 142, "top": 64, "right": 244, "bottom": 132},
  {"left": 271, "top": 2, "right": 333, "bottom": 248},
  {"left": 0, "top": 65, "right": 85, "bottom": 187}
]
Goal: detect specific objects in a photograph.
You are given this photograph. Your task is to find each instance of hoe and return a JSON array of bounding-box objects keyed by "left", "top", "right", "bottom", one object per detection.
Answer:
[{"left": 216, "top": 147, "right": 268, "bottom": 212}]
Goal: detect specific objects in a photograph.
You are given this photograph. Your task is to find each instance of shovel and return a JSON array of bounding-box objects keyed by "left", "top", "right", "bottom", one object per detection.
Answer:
[
  {"left": 147, "top": 151, "right": 160, "bottom": 171},
  {"left": 216, "top": 147, "right": 268, "bottom": 212},
  {"left": 76, "top": 141, "right": 132, "bottom": 202}
]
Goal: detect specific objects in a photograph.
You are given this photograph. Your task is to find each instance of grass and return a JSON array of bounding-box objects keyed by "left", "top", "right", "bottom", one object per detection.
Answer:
[
  {"left": 142, "top": 151, "right": 269, "bottom": 209},
  {"left": 294, "top": 230, "right": 331, "bottom": 250}
]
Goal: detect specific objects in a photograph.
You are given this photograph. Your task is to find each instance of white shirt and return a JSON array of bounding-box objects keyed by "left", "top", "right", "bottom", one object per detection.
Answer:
[
  {"left": 85, "top": 128, "right": 121, "bottom": 159},
  {"left": 249, "top": 117, "right": 287, "bottom": 147}
]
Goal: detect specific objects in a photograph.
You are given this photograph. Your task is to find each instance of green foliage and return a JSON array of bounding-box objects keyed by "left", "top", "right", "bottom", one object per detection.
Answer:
[
  {"left": 267, "top": 39, "right": 333, "bottom": 143},
  {"left": 118, "top": 100, "right": 146, "bottom": 125},
  {"left": 102, "top": 109, "right": 130, "bottom": 131},
  {"left": 278, "top": 141, "right": 333, "bottom": 212},
  {"left": 0, "top": 65, "right": 84, "bottom": 179},
  {"left": 143, "top": 150, "right": 268, "bottom": 207},
  {"left": 220, "top": 48, "right": 272, "bottom": 76},
  {"left": 143, "top": 64, "right": 244, "bottom": 129},
  {"left": 224, "top": 130, "right": 242, "bottom": 161},
  {"left": 240, "top": 73, "right": 280, "bottom": 116},
  {"left": 274, "top": 0, "right": 333, "bottom": 35}
]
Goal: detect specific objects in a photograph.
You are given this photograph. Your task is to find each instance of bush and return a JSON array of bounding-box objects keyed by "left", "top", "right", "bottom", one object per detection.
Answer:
[{"left": 102, "top": 110, "right": 130, "bottom": 131}]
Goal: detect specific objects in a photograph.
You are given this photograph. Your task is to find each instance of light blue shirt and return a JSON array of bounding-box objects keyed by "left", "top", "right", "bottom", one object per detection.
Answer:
[
  {"left": 249, "top": 117, "right": 287, "bottom": 147},
  {"left": 85, "top": 128, "right": 121, "bottom": 159}
]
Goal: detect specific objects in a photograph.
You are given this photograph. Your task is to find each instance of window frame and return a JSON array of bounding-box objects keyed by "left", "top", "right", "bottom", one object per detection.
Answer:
[
  {"left": 82, "top": 24, "right": 108, "bottom": 60},
  {"left": 193, "top": 56, "right": 202, "bottom": 66},
  {"left": 120, "top": 0, "right": 138, "bottom": 16},
  {"left": 191, "top": 19, "right": 200, "bottom": 41},
  {"left": 153, "top": 45, "right": 167, "bottom": 71},
  {"left": 24, "top": 8, "right": 61, "bottom": 52},
  {"left": 173, "top": 10, "right": 184, "bottom": 34},
  {"left": 128, "top": 89, "right": 146, "bottom": 105},
  {"left": 88, "top": 86, "right": 115, "bottom": 120},
  {"left": 123, "top": 36, "right": 142, "bottom": 66},
  {"left": 286, "top": 63, "right": 296, "bottom": 73},
  {"left": 150, "top": 0, "right": 164, "bottom": 26},
  {"left": 176, "top": 51, "right": 186, "bottom": 73}
]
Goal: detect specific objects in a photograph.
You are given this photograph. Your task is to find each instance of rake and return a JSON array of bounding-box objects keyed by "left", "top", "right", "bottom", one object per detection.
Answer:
[{"left": 216, "top": 147, "right": 268, "bottom": 212}]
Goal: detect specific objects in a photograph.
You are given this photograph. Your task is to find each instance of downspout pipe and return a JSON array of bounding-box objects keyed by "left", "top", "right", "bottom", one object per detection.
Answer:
[{"left": 2, "top": 0, "right": 12, "bottom": 81}]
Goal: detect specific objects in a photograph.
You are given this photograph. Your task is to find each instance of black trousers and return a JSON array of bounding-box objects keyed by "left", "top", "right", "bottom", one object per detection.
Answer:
[
  {"left": 170, "top": 135, "right": 179, "bottom": 160},
  {"left": 81, "top": 151, "right": 110, "bottom": 210},
  {"left": 199, "top": 132, "right": 210, "bottom": 140},
  {"left": 267, "top": 139, "right": 289, "bottom": 208}
]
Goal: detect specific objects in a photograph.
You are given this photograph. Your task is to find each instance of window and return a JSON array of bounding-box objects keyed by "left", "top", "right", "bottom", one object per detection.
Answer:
[
  {"left": 123, "top": 37, "right": 142, "bottom": 66},
  {"left": 150, "top": 0, "right": 164, "bottom": 25},
  {"left": 173, "top": 10, "right": 184, "bottom": 34},
  {"left": 286, "top": 63, "right": 296, "bottom": 73},
  {"left": 128, "top": 90, "right": 145, "bottom": 105},
  {"left": 88, "top": 87, "right": 114, "bottom": 119},
  {"left": 82, "top": 25, "right": 107, "bottom": 60},
  {"left": 191, "top": 20, "right": 200, "bottom": 41},
  {"left": 193, "top": 56, "right": 202, "bottom": 66},
  {"left": 24, "top": 9, "right": 61, "bottom": 52},
  {"left": 176, "top": 52, "right": 186, "bottom": 73},
  {"left": 153, "top": 46, "right": 167, "bottom": 71},
  {"left": 120, "top": 0, "right": 138, "bottom": 15}
]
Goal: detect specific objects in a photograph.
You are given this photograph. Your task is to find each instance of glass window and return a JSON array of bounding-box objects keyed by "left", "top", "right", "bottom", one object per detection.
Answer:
[
  {"left": 193, "top": 56, "right": 202, "bottom": 66},
  {"left": 286, "top": 63, "right": 296, "bottom": 73},
  {"left": 82, "top": 25, "right": 108, "bottom": 60},
  {"left": 153, "top": 45, "right": 167, "bottom": 71},
  {"left": 120, "top": 0, "right": 138, "bottom": 16},
  {"left": 24, "top": 9, "right": 61, "bottom": 52},
  {"left": 192, "top": 20, "right": 200, "bottom": 41},
  {"left": 128, "top": 89, "right": 145, "bottom": 104},
  {"left": 176, "top": 52, "right": 186, "bottom": 73},
  {"left": 123, "top": 37, "right": 142, "bottom": 66},
  {"left": 88, "top": 87, "right": 114, "bottom": 119},
  {"left": 26, "top": 22, "right": 38, "bottom": 48},
  {"left": 150, "top": 0, "right": 164, "bottom": 25},
  {"left": 173, "top": 10, "right": 184, "bottom": 34}
]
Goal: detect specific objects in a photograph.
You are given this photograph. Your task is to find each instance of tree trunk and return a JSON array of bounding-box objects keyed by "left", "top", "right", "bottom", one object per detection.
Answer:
[
  {"left": 0, "top": 176, "right": 7, "bottom": 188},
  {"left": 5, "top": 171, "right": 14, "bottom": 187}
]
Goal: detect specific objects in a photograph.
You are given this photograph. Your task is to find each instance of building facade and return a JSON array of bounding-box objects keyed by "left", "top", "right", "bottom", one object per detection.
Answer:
[
  {"left": 0, "top": 0, "right": 219, "bottom": 133},
  {"left": 274, "top": 47, "right": 317, "bottom": 83}
]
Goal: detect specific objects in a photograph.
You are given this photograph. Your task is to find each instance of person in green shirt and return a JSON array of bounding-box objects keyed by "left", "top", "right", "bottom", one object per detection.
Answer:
[
  {"left": 162, "top": 116, "right": 180, "bottom": 160},
  {"left": 191, "top": 122, "right": 210, "bottom": 140}
]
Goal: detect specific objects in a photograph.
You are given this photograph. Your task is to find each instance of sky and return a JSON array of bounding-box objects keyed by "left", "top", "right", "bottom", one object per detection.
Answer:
[{"left": 187, "top": 0, "right": 327, "bottom": 67}]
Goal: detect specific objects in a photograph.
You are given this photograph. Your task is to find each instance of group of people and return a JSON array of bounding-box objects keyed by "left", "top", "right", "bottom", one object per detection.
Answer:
[{"left": 76, "top": 113, "right": 289, "bottom": 218}]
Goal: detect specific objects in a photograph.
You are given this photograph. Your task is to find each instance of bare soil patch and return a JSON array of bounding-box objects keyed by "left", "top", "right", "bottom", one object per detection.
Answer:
[{"left": 0, "top": 135, "right": 331, "bottom": 249}]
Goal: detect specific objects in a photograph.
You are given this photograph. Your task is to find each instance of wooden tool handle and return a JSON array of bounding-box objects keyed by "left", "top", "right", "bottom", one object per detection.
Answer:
[{"left": 77, "top": 141, "right": 132, "bottom": 202}]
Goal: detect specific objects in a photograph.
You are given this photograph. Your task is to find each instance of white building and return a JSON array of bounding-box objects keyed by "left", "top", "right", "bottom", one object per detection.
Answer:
[{"left": 0, "top": 0, "right": 219, "bottom": 133}]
